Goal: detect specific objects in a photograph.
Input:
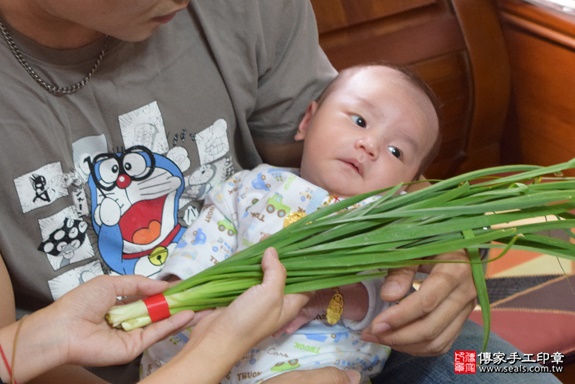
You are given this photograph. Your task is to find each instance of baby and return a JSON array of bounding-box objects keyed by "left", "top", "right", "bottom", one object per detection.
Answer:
[{"left": 142, "top": 63, "right": 441, "bottom": 383}]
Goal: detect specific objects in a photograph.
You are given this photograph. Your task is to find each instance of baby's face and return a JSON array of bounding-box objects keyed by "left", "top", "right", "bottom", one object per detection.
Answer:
[{"left": 295, "top": 66, "right": 438, "bottom": 197}]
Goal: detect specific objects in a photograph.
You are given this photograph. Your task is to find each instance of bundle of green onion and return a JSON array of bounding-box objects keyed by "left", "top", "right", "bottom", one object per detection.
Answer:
[{"left": 106, "top": 159, "right": 575, "bottom": 350}]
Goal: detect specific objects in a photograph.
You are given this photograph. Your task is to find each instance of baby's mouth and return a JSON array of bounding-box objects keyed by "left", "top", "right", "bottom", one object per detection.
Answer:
[{"left": 343, "top": 159, "right": 362, "bottom": 175}]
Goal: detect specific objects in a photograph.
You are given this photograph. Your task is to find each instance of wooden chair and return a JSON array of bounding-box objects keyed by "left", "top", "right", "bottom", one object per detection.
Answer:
[{"left": 311, "top": 0, "right": 511, "bottom": 179}]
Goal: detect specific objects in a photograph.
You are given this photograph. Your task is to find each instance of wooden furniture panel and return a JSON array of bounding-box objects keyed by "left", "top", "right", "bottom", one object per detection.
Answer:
[
  {"left": 311, "top": 0, "right": 511, "bottom": 179},
  {"left": 412, "top": 53, "right": 471, "bottom": 176},
  {"left": 498, "top": 0, "right": 575, "bottom": 175},
  {"left": 312, "top": 0, "right": 437, "bottom": 33},
  {"left": 451, "top": 1, "right": 511, "bottom": 169}
]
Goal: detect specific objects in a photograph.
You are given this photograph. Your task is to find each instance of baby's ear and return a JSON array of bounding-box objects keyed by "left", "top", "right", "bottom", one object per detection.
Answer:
[{"left": 295, "top": 101, "right": 318, "bottom": 141}]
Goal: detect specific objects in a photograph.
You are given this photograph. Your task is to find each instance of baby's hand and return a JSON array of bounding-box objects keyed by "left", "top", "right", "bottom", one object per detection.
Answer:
[{"left": 276, "top": 283, "right": 369, "bottom": 335}]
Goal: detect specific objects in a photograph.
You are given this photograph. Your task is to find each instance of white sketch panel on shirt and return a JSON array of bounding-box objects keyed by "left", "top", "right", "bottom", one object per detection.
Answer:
[
  {"left": 37, "top": 205, "right": 94, "bottom": 270},
  {"left": 48, "top": 260, "right": 104, "bottom": 301},
  {"left": 195, "top": 118, "right": 229, "bottom": 164},
  {"left": 14, "top": 162, "right": 69, "bottom": 213},
  {"left": 119, "top": 101, "right": 170, "bottom": 155}
]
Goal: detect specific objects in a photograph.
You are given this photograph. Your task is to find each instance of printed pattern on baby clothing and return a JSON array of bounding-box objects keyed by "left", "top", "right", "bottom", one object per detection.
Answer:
[{"left": 146, "top": 164, "right": 390, "bottom": 384}]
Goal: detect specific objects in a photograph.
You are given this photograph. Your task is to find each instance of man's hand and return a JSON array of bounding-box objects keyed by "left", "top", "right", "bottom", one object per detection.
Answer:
[{"left": 362, "top": 250, "right": 476, "bottom": 355}]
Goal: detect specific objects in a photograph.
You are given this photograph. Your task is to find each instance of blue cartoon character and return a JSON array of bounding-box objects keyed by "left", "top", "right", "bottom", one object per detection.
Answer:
[{"left": 87, "top": 145, "right": 186, "bottom": 275}]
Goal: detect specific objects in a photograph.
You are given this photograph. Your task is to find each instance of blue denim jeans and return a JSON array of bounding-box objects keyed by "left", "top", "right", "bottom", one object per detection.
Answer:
[{"left": 371, "top": 320, "right": 562, "bottom": 383}]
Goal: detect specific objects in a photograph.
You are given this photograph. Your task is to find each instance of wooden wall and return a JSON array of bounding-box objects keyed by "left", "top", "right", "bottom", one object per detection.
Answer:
[
  {"left": 498, "top": 0, "right": 575, "bottom": 175},
  {"left": 310, "top": 0, "right": 511, "bottom": 179}
]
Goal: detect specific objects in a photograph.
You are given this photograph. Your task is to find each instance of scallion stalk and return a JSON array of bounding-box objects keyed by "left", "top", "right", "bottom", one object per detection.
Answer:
[{"left": 106, "top": 158, "right": 575, "bottom": 352}]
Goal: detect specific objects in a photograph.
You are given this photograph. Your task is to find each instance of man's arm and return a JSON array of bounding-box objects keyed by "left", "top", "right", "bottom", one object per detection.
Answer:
[{"left": 253, "top": 138, "right": 303, "bottom": 167}]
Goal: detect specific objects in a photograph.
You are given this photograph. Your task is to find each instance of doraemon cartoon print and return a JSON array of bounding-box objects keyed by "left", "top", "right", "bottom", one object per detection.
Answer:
[
  {"left": 19, "top": 101, "right": 235, "bottom": 300},
  {"left": 86, "top": 145, "right": 187, "bottom": 275}
]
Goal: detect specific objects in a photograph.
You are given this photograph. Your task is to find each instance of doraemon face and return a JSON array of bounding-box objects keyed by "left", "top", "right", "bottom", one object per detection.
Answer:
[
  {"left": 89, "top": 145, "right": 156, "bottom": 192},
  {"left": 86, "top": 145, "right": 186, "bottom": 275}
]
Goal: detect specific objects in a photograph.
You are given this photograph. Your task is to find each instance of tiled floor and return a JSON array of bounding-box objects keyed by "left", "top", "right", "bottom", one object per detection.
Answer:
[
  {"left": 480, "top": 237, "right": 575, "bottom": 384},
  {"left": 484, "top": 225, "right": 574, "bottom": 278},
  {"left": 486, "top": 247, "right": 575, "bottom": 278}
]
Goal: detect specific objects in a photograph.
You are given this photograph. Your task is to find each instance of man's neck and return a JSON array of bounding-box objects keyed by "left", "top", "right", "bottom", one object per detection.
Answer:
[{"left": 0, "top": 2, "right": 104, "bottom": 49}]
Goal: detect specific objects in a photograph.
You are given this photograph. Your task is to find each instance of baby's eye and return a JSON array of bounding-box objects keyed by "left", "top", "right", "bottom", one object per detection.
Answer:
[
  {"left": 351, "top": 115, "right": 366, "bottom": 128},
  {"left": 388, "top": 146, "right": 401, "bottom": 159}
]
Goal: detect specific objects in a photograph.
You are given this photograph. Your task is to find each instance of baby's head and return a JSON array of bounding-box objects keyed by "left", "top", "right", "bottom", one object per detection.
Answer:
[{"left": 294, "top": 63, "right": 441, "bottom": 197}]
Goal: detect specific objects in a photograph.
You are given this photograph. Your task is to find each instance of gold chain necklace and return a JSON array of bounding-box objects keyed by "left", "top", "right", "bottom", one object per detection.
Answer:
[{"left": 0, "top": 20, "right": 108, "bottom": 97}]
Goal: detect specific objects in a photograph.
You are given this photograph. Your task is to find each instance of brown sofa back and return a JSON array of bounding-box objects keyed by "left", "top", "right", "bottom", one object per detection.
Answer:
[{"left": 312, "top": 0, "right": 511, "bottom": 179}]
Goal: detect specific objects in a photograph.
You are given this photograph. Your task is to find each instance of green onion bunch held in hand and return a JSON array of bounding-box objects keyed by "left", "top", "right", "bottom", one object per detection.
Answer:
[{"left": 106, "top": 159, "right": 575, "bottom": 349}]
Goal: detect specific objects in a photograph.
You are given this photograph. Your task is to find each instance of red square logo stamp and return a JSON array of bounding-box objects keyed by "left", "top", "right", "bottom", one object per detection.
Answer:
[{"left": 454, "top": 350, "right": 476, "bottom": 374}]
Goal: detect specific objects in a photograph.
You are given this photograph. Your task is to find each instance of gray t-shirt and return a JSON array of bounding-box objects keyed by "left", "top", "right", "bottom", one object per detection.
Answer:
[{"left": 0, "top": 0, "right": 335, "bottom": 309}]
